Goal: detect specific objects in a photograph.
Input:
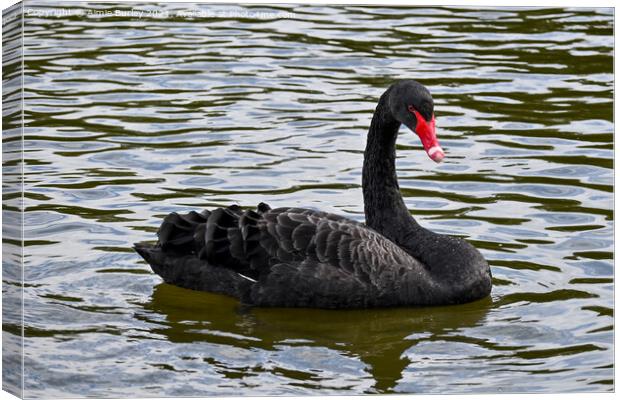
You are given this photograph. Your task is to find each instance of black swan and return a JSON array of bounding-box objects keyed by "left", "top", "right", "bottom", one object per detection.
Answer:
[{"left": 134, "top": 80, "right": 492, "bottom": 308}]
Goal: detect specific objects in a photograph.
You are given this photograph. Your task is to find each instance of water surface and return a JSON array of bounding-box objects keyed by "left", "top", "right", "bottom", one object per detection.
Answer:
[{"left": 5, "top": 2, "right": 614, "bottom": 396}]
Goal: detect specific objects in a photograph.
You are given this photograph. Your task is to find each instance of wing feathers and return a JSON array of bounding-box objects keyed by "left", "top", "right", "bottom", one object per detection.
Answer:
[
  {"left": 152, "top": 203, "right": 415, "bottom": 304},
  {"left": 292, "top": 223, "right": 315, "bottom": 251}
]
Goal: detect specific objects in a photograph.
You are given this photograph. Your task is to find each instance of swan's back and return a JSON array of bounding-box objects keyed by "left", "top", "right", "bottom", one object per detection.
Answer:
[{"left": 135, "top": 203, "right": 442, "bottom": 308}]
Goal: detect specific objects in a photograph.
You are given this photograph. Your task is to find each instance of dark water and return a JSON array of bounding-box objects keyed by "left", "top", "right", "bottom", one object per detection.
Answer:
[{"left": 3, "top": 2, "right": 613, "bottom": 396}]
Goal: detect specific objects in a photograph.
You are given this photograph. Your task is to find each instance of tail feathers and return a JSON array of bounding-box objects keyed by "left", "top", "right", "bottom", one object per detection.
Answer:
[
  {"left": 150, "top": 202, "right": 272, "bottom": 275},
  {"left": 133, "top": 242, "right": 154, "bottom": 263},
  {"left": 133, "top": 242, "right": 168, "bottom": 278},
  {"left": 133, "top": 242, "right": 254, "bottom": 298}
]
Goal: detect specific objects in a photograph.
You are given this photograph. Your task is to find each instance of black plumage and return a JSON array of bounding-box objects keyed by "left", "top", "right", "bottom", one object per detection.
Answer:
[{"left": 134, "top": 80, "right": 492, "bottom": 308}]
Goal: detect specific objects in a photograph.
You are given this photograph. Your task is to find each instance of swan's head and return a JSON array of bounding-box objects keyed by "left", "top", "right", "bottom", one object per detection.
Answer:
[{"left": 388, "top": 80, "right": 444, "bottom": 163}]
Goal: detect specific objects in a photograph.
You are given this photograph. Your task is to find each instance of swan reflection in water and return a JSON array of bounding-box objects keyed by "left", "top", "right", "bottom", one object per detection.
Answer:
[{"left": 139, "top": 283, "right": 492, "bottom": 393}]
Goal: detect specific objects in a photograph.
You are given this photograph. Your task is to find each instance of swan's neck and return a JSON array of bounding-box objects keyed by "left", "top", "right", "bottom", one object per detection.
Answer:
[
  {"left": 362, "top": 92, "right": 421, "bottom": 250},
  {"left": 360, "top": 89, "right": 492, "bottom": 303}
]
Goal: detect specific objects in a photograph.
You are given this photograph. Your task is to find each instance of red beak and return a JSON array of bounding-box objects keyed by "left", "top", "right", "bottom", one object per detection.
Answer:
[{"left": 410, "top": 108, "right": 444, "bottom": 163}]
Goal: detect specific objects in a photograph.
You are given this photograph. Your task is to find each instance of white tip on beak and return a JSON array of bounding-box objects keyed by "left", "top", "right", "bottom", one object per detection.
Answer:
[{"left": 427, "top": 146, "right": 445, "bottom": 163}]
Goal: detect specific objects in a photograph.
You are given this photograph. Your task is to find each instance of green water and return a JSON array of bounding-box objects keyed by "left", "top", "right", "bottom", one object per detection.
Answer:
[{"left": 2, "top": 2, "right": 613, "bottom": 396}]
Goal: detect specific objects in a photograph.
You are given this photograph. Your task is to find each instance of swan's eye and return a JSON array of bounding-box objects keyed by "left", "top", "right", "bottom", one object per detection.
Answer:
[{"left": 408, "top": 105, "right": 433, "bottom": 122}]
